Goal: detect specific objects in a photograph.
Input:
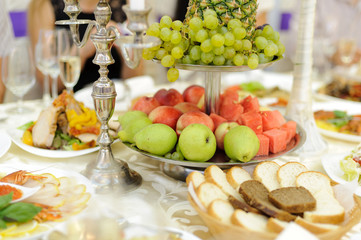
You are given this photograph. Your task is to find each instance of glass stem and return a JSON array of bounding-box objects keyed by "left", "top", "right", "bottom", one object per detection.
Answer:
[
  {"left": 17, "top": 95, "right": 24, "bottom": 112},
  {"left": 43, "top": 74, "right": 51, "bottom": 105},
  {"left": 51, "top": 75, "right": 58, "bottom": 99}
]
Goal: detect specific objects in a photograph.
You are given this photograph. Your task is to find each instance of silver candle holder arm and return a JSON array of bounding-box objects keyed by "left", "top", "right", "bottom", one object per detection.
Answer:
[{"left": 56, "top": 0, "right": 160, "bottom": 194}]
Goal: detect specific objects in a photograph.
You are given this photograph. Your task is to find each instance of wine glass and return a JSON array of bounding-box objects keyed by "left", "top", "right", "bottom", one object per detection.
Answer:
[
  {"left": 2, "top": 38, "right": 35, "bottom": 114},
  {"left": 35, "top": 29, "right": 59, "bottom": 105},
  {"left": 57, "top": 29, "right": 81, "bottom": 94}
]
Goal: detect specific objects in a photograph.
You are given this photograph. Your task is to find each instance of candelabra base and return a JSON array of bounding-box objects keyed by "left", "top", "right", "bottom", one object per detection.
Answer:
[{"left": 83, "top": 158, "right": 142, "bottom": 194}]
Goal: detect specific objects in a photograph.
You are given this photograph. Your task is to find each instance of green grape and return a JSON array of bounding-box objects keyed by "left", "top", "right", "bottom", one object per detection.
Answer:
[
  {"left": 233, "top": 54, "right": 244, "bottom": 66},
  {"left": 242, "top": 39, "right": 252, "bottom": 51},
  {"left": 255, "top": 36, "right": 268, "bottom": 50},
  {"left": 204, "top": 9, "right": 217, "bottom": 18},
  {"left": 209, "top": 29, "right": 218, "bottom": 37},
  {"left": 211, "top": 34, "right": 225, "bottom": 48},
  {"left": 254, "top": 29, "right": 262, "bottom": 37},
  {"left": 213, "top": 55, "right": 225, "bottom": 66},
  {"left": 160, "top": 28, "right": 172, "bottom": 42},
  {"left": 233, "top": 40, "right": 242, "bottom": 51},
  {"left": 142, "top": 48, "right": 156, "bottom": 60},
  {"left": 232, "top": 27, "right": 246, "bottom": 40},
  {"left": 218, "top": 26, "right": 228, "bottom": 35},
  {"left": 146, "top": 26, "right": 160, "bottom": 37},
  {"left": 269, "top": 31, "right": 280, "bottom": 42},
  {"left": 149, "top": 44, "right": 161, "bottom": 51},
  {"left": 150, "top": 22, "right": 160, "bottom": 29},
  {"left": 200, "top": 39, "right": 213, "bottom": 53},
  {"left": 224, "top": 32, "right": 235, "bottom": 47},
  {"left": 227, "top": 19, "right": 242, "bottom": 30},
  {"left": 223, "top": 46, "right": 236, "bottom": 60},
  {"left": 261, "top": 25, "right": 274, "bottom": 39},
  {"left": 170, "top": 30, "right": 182, "bottom": 44},
  {"left": 182, "top": 55, "right": 194, "bottom": 64},
  {"left": 156, "top": 48, "right": 168, "bottom": 60},
  {"left": 204, "top": 15, "right": 218, "bottom": 30},
  {"left": 171, "top": 46, "right": 184, "bottom": 59},
  {"left": 189, "top": 17, "right": 203, "bottom": 32},
  {"left": 213, "top": 45, "right": 225, "bottom": 55},
  {"left": 248, "top": 53, "right": 259, "bottom": 69},
  {"left": 163, "top": 41, "right": 174, "bottom": 52},
  {"left": 160, "top": 16, "right": 172, "bottom": 29},
  {"left": 167, "top": 68, "right": 179, "bottom": 82},
  {"left": 189, "top": 45, "right": 201, "bottom": 61},
  {"left": 258, "top": 53, "right": 272, "bottom": 64},
  {"left": 243, "top": 55, "right": 248, "bottom": 65},
  {"left": 195, "top": 29, "right": 209, "bottom": 43},
  {"left": 171, "top": 20, "right": 183, "bottom": 31},
  {"left": 161, "top": 55, "right": 175, "bottom": 67},
  {"left": 188, "top": 29, "right": 197, "bottom": 42},
  {"left": 276, "top": 42, "right": 285, "bottom": 56},
  {"left": 264, "top": 43, "right": 278, "bottom": 57},
  {"left": 201, "top": 51, "right": 214, "bottom": 64},
  {"left": 225, "top": 59, "right": 233, "bottom": 65}
]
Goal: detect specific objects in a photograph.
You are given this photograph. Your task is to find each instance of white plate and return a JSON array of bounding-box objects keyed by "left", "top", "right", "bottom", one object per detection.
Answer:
[
  {"left": 0, "top": 132, "right": 11, "bottom": 158},
  {"left": 313, "top": 101, "right": 361, "bottom": 142},
  {"left": 7, "top": 128, "right": 99, "bottom": 158},
  {"left": 321, "top": 153, "right": 361, "bottom": 196},
  {"left": 0, "top": 163, "right": 94, "bottom": 240}
]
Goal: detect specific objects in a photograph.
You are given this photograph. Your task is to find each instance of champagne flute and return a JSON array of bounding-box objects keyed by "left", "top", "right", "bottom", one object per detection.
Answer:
[
  {"left": 2, "top": 38, "right": 35, "bottom": 114},
  {"left": 57, "top": 29, "right": 81, "bottom": 94},
  {"left": 35, "top": 29, "right": 59, "bottom": 105}
]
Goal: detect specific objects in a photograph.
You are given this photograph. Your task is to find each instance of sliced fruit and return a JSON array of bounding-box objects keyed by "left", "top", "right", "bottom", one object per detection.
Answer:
[{"left": 2, "top": 220, "right": 38, "bottom": 237}]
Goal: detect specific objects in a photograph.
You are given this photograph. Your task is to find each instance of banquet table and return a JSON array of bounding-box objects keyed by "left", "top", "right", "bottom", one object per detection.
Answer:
[{"left": 1, "top": 78, "right": 361, "bottom": 239}]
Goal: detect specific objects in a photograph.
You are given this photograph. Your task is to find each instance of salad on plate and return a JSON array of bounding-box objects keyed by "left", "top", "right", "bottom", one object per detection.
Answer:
[{"left": 340, "top": 143, "right": 361, "bottom": 182}]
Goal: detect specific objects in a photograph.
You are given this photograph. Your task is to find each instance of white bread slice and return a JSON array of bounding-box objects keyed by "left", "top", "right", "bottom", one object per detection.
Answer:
[
  {"left": 295, "top": 217, "right": 340, "bottom": 234},
  {"left": 186, "top": 171, "right": 205, "bottom": 189},
  {"left": 253, "top": 161, "right": 280, "bottom": 191},
  {"left": 207, "top": 199, "right": 235, "bottom": 225},
  {"left": 204, "top": 165, "right": 244, "bottom": 202},
  {"left": 231, "top": 209, "right": 269, "bottom": 232},
  {"left": 196, "top": 182, "right": 228, "bottom": 209},
  {"left": 277, "top": 162, "right": 308, "bottom": 187},
  {"left": 296, "top": 171, "right": 333, "bottom": 196},
  {"left": 226, "top": 166, "right": 252, "bottom": 191},
  {"left": 266, "top": 218, "right": 289, "bottom": 233}
]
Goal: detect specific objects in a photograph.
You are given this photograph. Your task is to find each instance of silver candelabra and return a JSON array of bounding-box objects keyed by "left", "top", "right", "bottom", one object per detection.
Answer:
[{"left": 56, "top": 0, "right": 160, "bottom": 193}]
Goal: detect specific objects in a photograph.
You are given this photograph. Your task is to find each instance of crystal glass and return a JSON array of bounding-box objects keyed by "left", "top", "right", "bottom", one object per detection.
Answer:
[
  {"left": 57, "top": 29, "right": 81, "bottom": 93},
  {"left": 35, "top": 29, "right": 60, "bottom": 105},
  {"left": 2, "top": 38, "right": 35, "bottom": 114}
]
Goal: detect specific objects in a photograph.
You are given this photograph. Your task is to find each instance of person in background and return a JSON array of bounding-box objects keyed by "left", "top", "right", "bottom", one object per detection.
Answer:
[
  {"left": 27, "top": 0, "right": 144, "bottom": 93},
  {"left": 0, "top": 1, "right": 15, "bottom": 103}
]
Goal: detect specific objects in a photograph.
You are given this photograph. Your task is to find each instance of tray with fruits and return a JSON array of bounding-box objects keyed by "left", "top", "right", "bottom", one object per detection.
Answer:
[{"left": 117, "top": 85, "right": 305, "bottom": 169}]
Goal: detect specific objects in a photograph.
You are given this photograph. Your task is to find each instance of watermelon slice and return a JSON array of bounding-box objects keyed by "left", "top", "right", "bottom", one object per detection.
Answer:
[
  {"left": 256, "top": 134, "right": 270, "bottom": 156},
  {"left": 263, "top": 128, "right": 288, "bottom": 154},
  {"left": 281, "top": 121, "right": 297, "bottom": 144},
  {"left": 210, "top": 113, "right": 227, "bottom": 130},
  {"left": 219, "top": 93, "right": 244, "bottom": 122},
  {"left": 239, "top": 111, "right": 263, "bottom": 134},
  {"left": 242, "top": 95, "right": 260, "bottom": 113},
  {"left": 261, "top": 110, "right": 286, "bottom": 131}
]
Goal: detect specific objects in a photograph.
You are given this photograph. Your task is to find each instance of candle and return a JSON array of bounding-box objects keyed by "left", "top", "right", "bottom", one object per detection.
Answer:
[{"left": 130, "top": 0, "right": 145, "bottom": 10}]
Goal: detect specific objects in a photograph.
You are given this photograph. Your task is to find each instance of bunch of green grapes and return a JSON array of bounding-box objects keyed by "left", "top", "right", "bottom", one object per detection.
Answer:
[{"left": 143, "top": 10, "right": 285, "bottom": 82}]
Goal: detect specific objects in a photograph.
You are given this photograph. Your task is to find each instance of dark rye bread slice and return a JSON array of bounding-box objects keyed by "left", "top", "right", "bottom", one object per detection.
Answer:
[
  {"left": 228, "top": 195, "right": 262, "bottom": 214},
  {"left": 269, "top": 186, "right": 316, "bottom": 214},
  {"left": 239, "top": 180, "right": 296, "bottom": 222}
]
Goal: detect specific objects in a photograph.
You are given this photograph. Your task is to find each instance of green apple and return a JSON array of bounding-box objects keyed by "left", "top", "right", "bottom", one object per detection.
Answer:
[
  {"left": 118, "top": 117, "right": 152, "bottom": 143},
  {"left": 224, "top": 125, "right": 260, "bottom": 162},
  {"left": 134, "top": 123, "right": 177, "bottom": 155},
  {"left": 178, "top": 123, "right": 216, "bottom": 162},
  {"left": 118, "top": 111, "right": 148, "bottom": 129}
]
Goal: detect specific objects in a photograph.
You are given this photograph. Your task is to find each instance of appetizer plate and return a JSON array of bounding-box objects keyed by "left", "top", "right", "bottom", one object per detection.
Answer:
[
  {"left": 7, "top": 128, "right": 99, "bottom": 158},
  {"left": 0, "top": 132, "right": 11, "bottom": 158},
  {"left": 321, "top": 153, "right": 361, "bottom": 196},
  {"left": 312, "top": 101, "right": 361, "bottom": 142}
]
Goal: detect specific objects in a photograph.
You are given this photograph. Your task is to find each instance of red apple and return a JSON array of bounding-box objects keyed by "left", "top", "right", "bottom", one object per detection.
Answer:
[
  {"left": 132, "top": 96, "right": 161, "bottom": 115},
  {"left": 210, "top": 113, "right": 227, "bottom": 130},
  {"left": 176, "top": 111, "right": 214, "bottom": 135},
  {"left": 215, "top": 122, "right": 239, "bottom": 150},
  {"left": 174, "top": 102, "right": 201, "bottom": 113},
  {"left": 183, "top": 85, "right": 205, "bottom": 105},
  {"left": 148, "top": 106, "right": 183, "bottom": 130},
  {"left": 154, "top": 88, "right": 184, "bottom": 106}
]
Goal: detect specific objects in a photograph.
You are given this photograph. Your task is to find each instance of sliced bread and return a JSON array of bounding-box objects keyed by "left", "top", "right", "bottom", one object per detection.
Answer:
[
  {"left": 196, "top": 182, "right": 228, "bottom": 209},
  {"left": 239, "top": 180, "right": 296, "bottom": 222},
  {"left": 208, "top": 199, "right": 235, "bottom": 225},
  {"left": 277, "top": 162, "right": 308, "bottom": 187},
  {"left": 231, "top": 209, "right": 269, "bottom": 232},
  {"left": 204, "top": 165, "right": 244, "bottom": 202},
  {"left": 266, "top": 218, "right": 289, "bottom": 233},
  {"left": 186, "top": 171, "right": 205, "bottom": 189},
  {"left": 296, "top": 171, "right": 333, "bottom": 196},
  {"left": 228, "top": 195, "right": 261, "bottom": 214},
  {"left": 226, "top": 166, "right": 252, "bottom": 191},
  {"left": 253, "top": 161, "right": 280, "bottom": 191},
  {"left": 268, "top": 186, "right": 316, "bottom": 213},
  {"left": 295, "top": 216, "right": 340, "bottom": 234}
]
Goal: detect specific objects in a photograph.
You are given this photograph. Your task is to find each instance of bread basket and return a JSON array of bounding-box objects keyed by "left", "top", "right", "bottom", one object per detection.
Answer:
[{"left": 188, "top": 194, "right": 361, "bottom": 240}]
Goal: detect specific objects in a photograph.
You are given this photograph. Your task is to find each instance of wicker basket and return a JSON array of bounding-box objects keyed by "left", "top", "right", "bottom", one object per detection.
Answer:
[{"left": 188, "top": 194, "right": 361, "bottom": 240}]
